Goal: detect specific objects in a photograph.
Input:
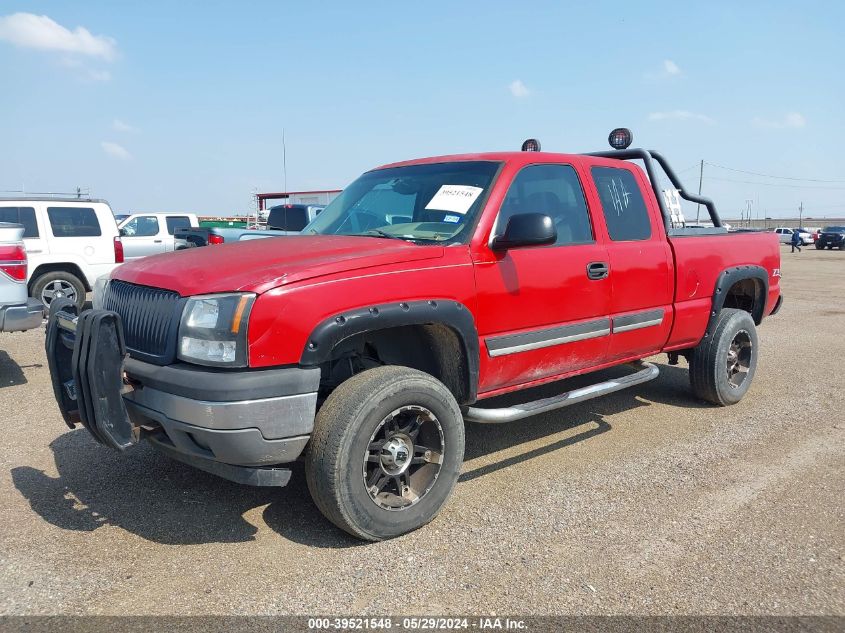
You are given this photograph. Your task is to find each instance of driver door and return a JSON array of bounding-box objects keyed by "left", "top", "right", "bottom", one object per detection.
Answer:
[
  {"left": 120, "top": 215, "right": 165, "bottom": 260},
  {"left": 473, "top": 163, "right": 611, "bottom": 393}
]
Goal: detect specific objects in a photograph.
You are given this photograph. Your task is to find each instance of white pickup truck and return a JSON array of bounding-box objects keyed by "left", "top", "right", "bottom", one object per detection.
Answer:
[
  {"left": 117, "top": 213, "right": 200, "bottom": 259},
  {"left": 773, "top": 226, "right": 813, "bottom": 245},
  {"left": 0, "top": 223, "right": 43, "bottom": 333}
]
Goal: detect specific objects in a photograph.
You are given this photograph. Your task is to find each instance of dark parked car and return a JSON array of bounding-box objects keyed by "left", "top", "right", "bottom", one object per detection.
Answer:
[
  {"left": 815, "top": 226, "right": 845, "bottom": 250},
  {"left": 266, "top": 204, "right": 323, "bottom": 231}
]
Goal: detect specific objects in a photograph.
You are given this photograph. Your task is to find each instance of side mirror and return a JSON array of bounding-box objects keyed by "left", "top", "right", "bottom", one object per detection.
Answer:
[
  {"left": 118, "top": 228, "right": 127, "bottom": 237},
  {"left": 492, "top": 213, "right": 556, "bottom": 250}
]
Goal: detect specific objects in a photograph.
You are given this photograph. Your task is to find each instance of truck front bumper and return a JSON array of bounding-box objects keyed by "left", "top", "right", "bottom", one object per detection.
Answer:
[
  {"left": 0, "top": 298, "right": 43, "bottom": 332},
  {"left": 45, "top": 302, "right": 320, "bottom": 486}
]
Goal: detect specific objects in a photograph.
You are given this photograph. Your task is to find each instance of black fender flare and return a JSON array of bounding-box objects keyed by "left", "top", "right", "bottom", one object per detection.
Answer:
[
  {"left": 299, "top": 299, "right": 480, "bottom": 401},
  {"left": 704, "top": 265, "right": 769, "bottom": 339}
]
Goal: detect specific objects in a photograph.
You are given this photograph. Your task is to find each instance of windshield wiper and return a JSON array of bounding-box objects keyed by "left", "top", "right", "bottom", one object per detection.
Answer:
[{"left": 352, "top": 229, "right": 411, "bottom": 241}]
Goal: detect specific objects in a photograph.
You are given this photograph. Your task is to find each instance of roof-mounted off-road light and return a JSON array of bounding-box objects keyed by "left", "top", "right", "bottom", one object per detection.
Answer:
[
  {"left": 521, "top": 138, "right": 541, "bottom": 152},
  {"left": 608, "top": 128, "right": 633, "bottom": 150}
]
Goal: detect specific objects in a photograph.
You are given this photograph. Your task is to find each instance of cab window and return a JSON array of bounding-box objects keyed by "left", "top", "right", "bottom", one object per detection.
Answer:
[
  {"left": 268, "top": 206, "right": 310, "bottom": 231},
  {"left": 591, "top": 167, "right": 652, "bottom": 241},
  {"left": 165, "top": 216, "right": 191, "bottom": 235},
  {"left": 497, "top": 164, "right": 593, "bottom": 245},
  {"left": 121, "top": 215, "right": 160, "bottom": 237}
]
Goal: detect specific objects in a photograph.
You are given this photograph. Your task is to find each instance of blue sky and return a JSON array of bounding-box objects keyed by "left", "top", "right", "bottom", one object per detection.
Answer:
[{"left": 1, "top": 1, "right": 843, "bottom": 219}]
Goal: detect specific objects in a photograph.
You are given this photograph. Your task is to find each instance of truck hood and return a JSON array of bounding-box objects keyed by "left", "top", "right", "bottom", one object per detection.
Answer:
[{"left": 113, "top": 235, "right": 445, "bottom": 296}]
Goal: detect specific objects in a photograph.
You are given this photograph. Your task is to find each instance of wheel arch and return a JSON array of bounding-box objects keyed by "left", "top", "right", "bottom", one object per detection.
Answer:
[
  {"left": 706, "top": 265, "right": 769, "bottom": 338},
  {"left": 300, "top": 300, "right": 480, "bottom": 404},
  {"left": 28, "top": 262, "right": 91, "bottom": 292}
]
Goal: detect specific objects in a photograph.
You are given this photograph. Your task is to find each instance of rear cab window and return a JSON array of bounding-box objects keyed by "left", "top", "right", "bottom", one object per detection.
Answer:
[
  {"left": 0, "top": 206, "right": 39, "bottom": 238},
  {"left": 268, "top": 206, "right": 310, "bottom": 231},
  {"left": 47, "top": 207, "right": 102, "bottom": 237},
  {"left": 165, "top": 216, "right": 192, "bottom": 235},
  {"left": 591, "top": 167, "right": 652, "bottom": 241}
]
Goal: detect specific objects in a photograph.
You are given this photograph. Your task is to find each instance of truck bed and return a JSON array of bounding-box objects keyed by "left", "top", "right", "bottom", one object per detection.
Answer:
[
  {"left": 666, "top": 230, "right": 781, "bottom": 350},
  {"left": 175, "top": 226, "right": 295, "bottom": 247}
]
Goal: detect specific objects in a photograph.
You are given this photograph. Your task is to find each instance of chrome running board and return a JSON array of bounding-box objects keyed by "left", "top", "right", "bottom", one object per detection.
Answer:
[{"left": 464, "top": 361, "right": 659, "bottom": 424}]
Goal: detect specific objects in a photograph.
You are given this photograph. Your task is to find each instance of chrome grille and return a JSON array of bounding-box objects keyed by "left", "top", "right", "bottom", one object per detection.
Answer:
[{"left": 101, "top": 280, "right": 182, "bottom": 364}]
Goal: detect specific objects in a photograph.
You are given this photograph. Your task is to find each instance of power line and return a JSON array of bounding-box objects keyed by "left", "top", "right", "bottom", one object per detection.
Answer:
[
  {"left": 752, "top": 203, "right": 845, "bottom": 213},
  {"left": 705, "top": 176, "right": 845, "bottom": 190},
  {"left": 704, "top": 161, "right": 845, "bottom": 183},
  {"left": 674, "top": 163, "right": 700, "bottom": 175}
]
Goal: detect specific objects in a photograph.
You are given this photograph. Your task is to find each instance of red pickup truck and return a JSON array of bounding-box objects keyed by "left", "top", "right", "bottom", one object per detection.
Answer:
[{"left": 46, "top": 131, "right": 782, "bottom": 541}]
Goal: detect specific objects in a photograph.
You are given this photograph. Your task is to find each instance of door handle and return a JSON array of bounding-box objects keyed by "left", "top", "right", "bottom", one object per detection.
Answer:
[
  {"left": 587, "top": 261, "right": 609, "bottom": 280},
  {"left": 154, "top": 240, "right": 162, "bottom": 243}
]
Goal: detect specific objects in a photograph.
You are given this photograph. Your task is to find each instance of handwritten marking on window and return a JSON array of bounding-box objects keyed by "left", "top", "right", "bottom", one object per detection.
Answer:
[{"left": 605, "top": 178, "right": 632, "bottom": 215}]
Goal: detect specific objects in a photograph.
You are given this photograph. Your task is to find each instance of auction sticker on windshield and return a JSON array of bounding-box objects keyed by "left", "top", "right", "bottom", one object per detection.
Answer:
[{"left": 425, "top": 185, "right": 483, "bottom": 214}]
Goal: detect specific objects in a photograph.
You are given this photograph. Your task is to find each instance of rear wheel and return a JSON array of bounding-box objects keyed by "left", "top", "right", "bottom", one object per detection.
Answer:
[
  {"left": 690, "top": 308, "right": 758, "bottom": 406},
  {"left": 816, "top": 242, "right": 824, "bottom": 250},
  {"left": 306, "top": 366, "right": 464, "bottom": 541},
  {"left": 31, "top": 271, "right": 86, "bottom": 309}
]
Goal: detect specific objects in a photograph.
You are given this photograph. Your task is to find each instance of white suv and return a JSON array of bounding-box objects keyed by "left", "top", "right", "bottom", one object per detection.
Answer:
[{"left": 0, "top": 198, "right": 123, "bottom": 309}]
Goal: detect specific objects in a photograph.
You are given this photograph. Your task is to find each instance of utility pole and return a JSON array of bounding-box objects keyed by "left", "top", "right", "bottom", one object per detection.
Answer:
[
  {"left": 695, "top": 159, "right": 704, "bottom": 222},
  {"left": 282, "top": 128, "right": 288, "bottom": 194},
  {"left": 799, "top": 201, "right": 803, "bottom": 228}
]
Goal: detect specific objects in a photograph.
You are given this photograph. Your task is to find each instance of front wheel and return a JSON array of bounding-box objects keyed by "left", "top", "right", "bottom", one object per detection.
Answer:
[
  {"left": 306, "top": 366, "right": 465, "bottom": 541},
  {"left": 689, "top": 308, "right": 759, "bottom": 406},
  {"left": 816, "top": 242, "right": 824, "bottom": 250}
]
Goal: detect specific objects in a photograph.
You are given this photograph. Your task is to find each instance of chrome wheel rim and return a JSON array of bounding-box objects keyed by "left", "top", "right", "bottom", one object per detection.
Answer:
[
  {"left": 41, "top": 280, "right": 77, "bottom": 305},
  {"left": 363, "top": 405, "right": 444, "bottom": 511},
  {"left": 726, "top": 330, "right": 752, "bottom": 389}
]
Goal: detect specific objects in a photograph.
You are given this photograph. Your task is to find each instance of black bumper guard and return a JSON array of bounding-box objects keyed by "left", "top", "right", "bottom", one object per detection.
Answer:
[{"left": 45, "top": 298, "right": 136, "bottom": 451}]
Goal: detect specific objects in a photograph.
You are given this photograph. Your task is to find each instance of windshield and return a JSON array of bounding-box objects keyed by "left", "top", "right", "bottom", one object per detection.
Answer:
[
  {"left": 823, "top": 226, "right": 845, "bottom": 232},
  {"left": 303, "top": 161, "right": 501, "bottom": 243}
]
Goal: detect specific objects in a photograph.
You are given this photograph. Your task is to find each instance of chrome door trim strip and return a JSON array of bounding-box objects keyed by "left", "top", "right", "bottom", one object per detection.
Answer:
[
  {"left": 486, "top": 317, "right": 611, "bottom": 357},
  {"left": 611, "top": 308, "right": 665, "bottom": 333}
]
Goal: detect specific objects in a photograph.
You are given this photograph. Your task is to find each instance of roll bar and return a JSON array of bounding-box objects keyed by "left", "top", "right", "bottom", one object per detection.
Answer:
[{"left": 586, "top": 148, "right": 723, "bottom": 230}]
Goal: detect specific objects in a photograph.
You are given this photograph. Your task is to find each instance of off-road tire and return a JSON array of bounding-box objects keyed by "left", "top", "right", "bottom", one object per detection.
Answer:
[
  {"left": 306, "top": 366, "right": 465, "bottom": 541},
  {"left": 31, "top": 270, "right": 86, "bottom": 309},
  {"left": 690, "top": 308, "right": 759, "bottom": 406}
]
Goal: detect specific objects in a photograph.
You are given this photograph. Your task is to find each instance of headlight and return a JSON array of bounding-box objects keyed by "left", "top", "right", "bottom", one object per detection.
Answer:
[
  {"left": 177, "top": 293, "right": 255, "bottom": 367},
  {"left": 92, "top": 274, "right": 111, "bottom": 310}
]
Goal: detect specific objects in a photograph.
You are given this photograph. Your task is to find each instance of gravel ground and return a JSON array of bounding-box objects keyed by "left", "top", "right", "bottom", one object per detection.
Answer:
[{"left": 0, "top": 247, "right": 842, "bottom": 616}]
